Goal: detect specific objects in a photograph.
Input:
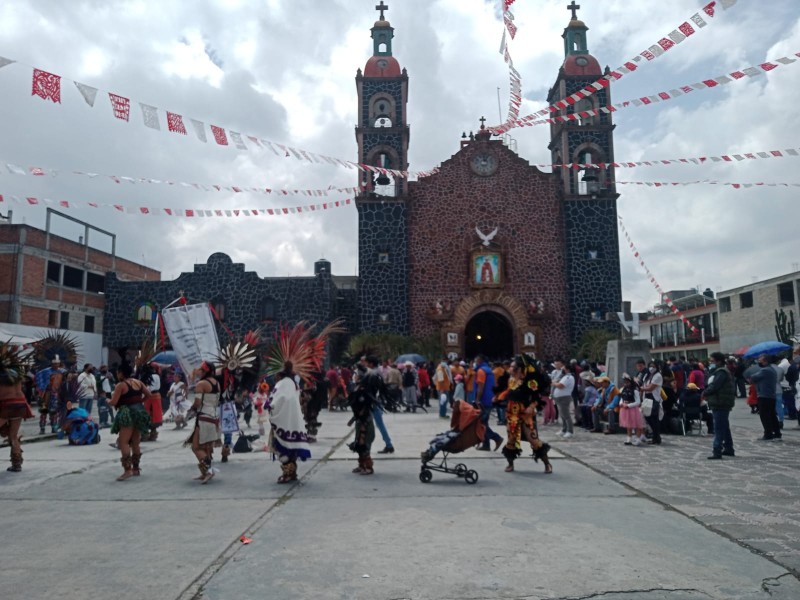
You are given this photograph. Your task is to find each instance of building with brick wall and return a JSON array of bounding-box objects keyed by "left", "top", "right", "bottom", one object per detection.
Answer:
[
  {"left": 356, "top": 5, "right": 621, "bottom": 359},
  {"left": 0, "top": 209, "right": 159, "bottom": 363},
  {"left": 718, "top": 271, "right": 800, "bottom": 353}
]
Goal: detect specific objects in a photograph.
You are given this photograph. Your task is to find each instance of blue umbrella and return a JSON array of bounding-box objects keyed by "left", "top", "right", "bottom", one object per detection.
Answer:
[
  {"left": 395, "top": 353, "right": 427, "bottom": 366},
  {"left": 152, "top": 351, "right": 180, "bottom": 368},
  {"left": 743, "top": 341, "right": 791, "bottom": 360}
]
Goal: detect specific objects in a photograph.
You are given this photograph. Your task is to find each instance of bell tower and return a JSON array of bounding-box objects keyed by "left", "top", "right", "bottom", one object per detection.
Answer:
[
  {"left": 547, "top": 1, "right": 622, "bottom": 343},
  {"left": 355, "top": 1, "right": 411, "bottom": 334}
]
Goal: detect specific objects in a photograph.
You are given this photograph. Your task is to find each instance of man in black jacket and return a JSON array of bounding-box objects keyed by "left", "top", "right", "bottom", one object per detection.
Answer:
[{"left": 702, "top": 352, "right": 736, "bottom": 459}]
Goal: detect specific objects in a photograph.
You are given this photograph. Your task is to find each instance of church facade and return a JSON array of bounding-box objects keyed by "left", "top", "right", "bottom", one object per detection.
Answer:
[
  {"left": 103, "top": 5, "right": 621, "bottom": 362},
  {"left": 356, "top": 5, "right": 622, "bottom": 359}
]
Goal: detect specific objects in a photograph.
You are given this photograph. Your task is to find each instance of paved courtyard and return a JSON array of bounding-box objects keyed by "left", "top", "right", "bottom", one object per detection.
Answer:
[{"left": 2, "top": 403, "right": 799, "bottom": 600}]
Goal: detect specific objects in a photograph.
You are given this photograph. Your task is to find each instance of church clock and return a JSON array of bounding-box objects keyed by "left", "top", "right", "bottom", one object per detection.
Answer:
[{"left": 470, "top": 152, "right": 498, "bottom": 176}]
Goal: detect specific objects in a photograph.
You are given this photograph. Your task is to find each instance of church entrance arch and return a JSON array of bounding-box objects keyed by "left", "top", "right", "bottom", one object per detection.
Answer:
[
  {"left": 464, "top": 310, "right": 513, "bottom": 360},
  {"left": 443, "top": 290, "right": 542, "bottom": 359}
]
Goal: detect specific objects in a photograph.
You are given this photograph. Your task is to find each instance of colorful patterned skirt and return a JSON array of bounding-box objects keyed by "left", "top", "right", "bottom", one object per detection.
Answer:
[{"left": 111, "top": 404, "right": 151, "bottom": 435}]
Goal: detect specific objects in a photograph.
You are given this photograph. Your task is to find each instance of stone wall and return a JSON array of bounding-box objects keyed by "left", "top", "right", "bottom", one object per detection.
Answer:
[
  {"left": 103, "top": 253, "right": 346, "bottom": 356},
  {"left": 406, "top": 139, "right": 570, "bottom": 358}
]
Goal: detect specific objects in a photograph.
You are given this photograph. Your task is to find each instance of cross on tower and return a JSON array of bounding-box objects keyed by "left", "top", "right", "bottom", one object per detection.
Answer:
[
  {"left": 479, "top": 116, "right": 486, "bottom": 129},
  {"left": 567, "top": 1, "right": 580, "bottom": 20},
  {"left": 375, "top": 1, "right": 388, "bottom": 20}
]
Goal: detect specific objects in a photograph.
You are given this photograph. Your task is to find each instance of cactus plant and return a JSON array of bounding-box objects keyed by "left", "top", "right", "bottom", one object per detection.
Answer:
[{"left": 775, "top": 308, "right": 796, "bottom": 345}]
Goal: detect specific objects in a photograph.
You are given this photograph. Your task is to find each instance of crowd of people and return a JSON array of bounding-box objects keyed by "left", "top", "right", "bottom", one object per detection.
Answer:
[{"left": 2, "top": 343, "right": 799, "bottom": 478}]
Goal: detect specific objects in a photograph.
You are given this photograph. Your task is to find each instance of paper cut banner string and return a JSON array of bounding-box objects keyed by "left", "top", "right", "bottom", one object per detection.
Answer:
[
  {"left": 489, "top": 0, "right": 740, "bottom": 134},
  {"left": 0, "top": 53, "right": 442, "bottom": 182},
  {"left": 4, "top": 144, "right": 798, "bottom": 199},
  {"left": 508, "top": 51, "right": 800, "bottom": 128},
  {"left": 617, "top": 216, "right": 700, "bottom": 334},
  {"left": 0, "top": 192, "right": 352, "bottom": 218},
  {"left": 1, "top": 160, "right": 361, "bottom": 197}
]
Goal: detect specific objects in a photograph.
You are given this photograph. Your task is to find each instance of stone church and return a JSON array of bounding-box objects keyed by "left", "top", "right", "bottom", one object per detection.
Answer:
[
  {"left": 104, "top": 4, "right": 621, "bottom": 361},
  {"left": 356, "top": 4, "right": 621, "bottom": 359}
]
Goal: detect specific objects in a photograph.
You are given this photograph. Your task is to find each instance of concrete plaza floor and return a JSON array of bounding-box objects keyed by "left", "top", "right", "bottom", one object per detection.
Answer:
[{"left": 1, "top": 403, "right": 799, "bottom": 600}]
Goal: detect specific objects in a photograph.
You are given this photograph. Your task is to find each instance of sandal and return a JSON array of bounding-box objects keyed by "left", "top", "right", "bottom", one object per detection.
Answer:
[
  {"left": 352, "top": 466, "right": 364, "bottom": 474},
  {"left": 277, "top": 474, "right": 297, "bottom": 484},
  {"left": 504, "top": 465, "right": 514, "bottom": 473},
  {"left": 544, "top": 462, "right": 553, "bottom": 474}
]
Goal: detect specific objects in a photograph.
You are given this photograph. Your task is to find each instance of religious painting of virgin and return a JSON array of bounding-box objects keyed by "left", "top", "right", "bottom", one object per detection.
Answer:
[{"left": 472, "top": 252, "right": 502, "bottom": 286}]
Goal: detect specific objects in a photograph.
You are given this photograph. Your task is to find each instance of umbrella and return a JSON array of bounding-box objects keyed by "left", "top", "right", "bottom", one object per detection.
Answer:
[
  {"left": 395, "top": 353, "right": 427, "bottom": 366},
  {"left": 152, "top": 351, "right": 180, "bottom": 368},
  {"left": 732, "top": 345, "right": 750, "bottom": 356},
  {"left": 743, "top": 341, "right": 791, "bottom": 360}
]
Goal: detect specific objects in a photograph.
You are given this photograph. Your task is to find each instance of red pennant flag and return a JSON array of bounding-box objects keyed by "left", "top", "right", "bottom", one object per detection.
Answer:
[
  {"left": 211, "top": 126, "right": 228, "bottom": 146},
  {"left": 167, "top": 112, "right": 187, "bottom": 134},
  {"left": 32, "top": 69, "right": 61, "bottom": 103},
  {"left": 679, "top": 22, "right": 695, "bottom": 37},
  {"left": 140, "top": 207, "right": 150, "bottom": 214},
  {"left": 703, "top": 2, "right": 716, "bottom": 18},
  {"left": 26, "top": 197, "right": 39, "bottom": 205},
  {"left": 109, "top": 93, "right": 131, "bottom": 121},
  {"left": 186, "top": 209, "right": 195, "bottom": 217}
]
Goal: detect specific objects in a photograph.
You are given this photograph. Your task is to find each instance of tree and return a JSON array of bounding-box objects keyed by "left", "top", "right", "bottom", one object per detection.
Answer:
[{"left": 572, "top": 328, "right": 617, "bottom": 363}]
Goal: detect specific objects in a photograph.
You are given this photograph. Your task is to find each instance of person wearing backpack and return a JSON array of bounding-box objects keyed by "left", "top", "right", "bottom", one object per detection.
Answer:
[{"left": 702, "top": 352, "right": 736, "bottom": 459}]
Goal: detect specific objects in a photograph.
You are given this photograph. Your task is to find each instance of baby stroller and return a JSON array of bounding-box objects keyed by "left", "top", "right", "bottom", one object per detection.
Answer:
[
  {"left": 60, "top": 407, "right": 101, "bottom": 445},
  {"left": 419, "top": 401, "right": 483, "bottom": 485}
]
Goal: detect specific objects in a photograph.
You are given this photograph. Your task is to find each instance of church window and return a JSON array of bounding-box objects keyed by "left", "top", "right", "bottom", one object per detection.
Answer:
[
  {"left": 135, "top": 302, "right": 156, "bottom": 324},
  {"left": 377, "top": 313, "right": 390, "bottom": 325},
  {"left": 590, "top": 309, "right": 604, "bottom": 322},
  {"left": 575, "top": 149, "right": 604, "bottom": 196},
  {"left": 378, "top": 42, "right": 387, "bottom": 53},
  {"left": 586, "top": 249, "right": 599, "bottom": 260},
  {"left": 377, "top": 252, "right": 390, "bottom": 264},
  {"left": 211, "top": 296, "right": 226, "bottom": 321},
  {"left": 574, "top": 98, "right": 594, "bottom": 126},
  {"left": 374, "top": 116, "right": 393, "bottom": 127},
  {"left": 260, "top": 298, "right": 276, "bottom": 322}
]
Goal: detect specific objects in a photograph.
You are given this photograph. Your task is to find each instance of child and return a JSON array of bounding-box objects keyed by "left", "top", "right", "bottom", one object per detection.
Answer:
[
  {"left": 254, "top": 382, "right": 270, "bottom": 436},
  {"left": 618, "top": 374, "right": 645, "bottom": 446},
  {"left": 240, "top": 389, "right": 254, "bottom": 428}
]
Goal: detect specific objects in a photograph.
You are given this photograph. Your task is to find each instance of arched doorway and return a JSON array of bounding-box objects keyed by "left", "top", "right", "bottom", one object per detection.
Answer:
[{"left": 464, "top": 310, "right": 514, "bottom": 360}]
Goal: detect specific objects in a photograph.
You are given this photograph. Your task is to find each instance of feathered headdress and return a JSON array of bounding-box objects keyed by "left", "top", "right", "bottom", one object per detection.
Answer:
[
  {"left": 266, "top": 319, "right": 346, "bottom": 384},
  {"left": 133, "top": 335, "right": 157, "bottom": 385},
  {"left": 0, "top": 339, "right": 33, "bottom": 385},
  {"left": 33, "top": 330, "right": 80, "bottom": 369}
]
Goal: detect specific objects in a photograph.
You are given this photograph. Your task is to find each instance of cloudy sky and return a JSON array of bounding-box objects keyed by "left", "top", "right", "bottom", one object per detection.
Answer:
[{"left": 1, "top": 0, "right": 798, "bottom": 312}]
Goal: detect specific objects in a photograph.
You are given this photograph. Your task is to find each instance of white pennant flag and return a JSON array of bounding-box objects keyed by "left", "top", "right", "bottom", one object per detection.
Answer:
[
  {"left": 74, "top": 82, "right": 98, "bottom": 106},
  {"left": 229, "top": 131, "right": 247, "bottom": 150},
  {"left": 190, "top": 119, "right": 207, "bottom": 142},
  {"left": 499, "top": 29, "right": 506, "bottom": 55},
  {"left": 140, "top": 103, "right": 160, "bottom": 130},
  {"left": 0, "top": 56, "right": 14, "bottom": 69}
]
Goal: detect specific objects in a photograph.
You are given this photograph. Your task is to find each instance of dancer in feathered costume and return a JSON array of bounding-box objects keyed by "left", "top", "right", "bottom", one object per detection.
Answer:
[
  {"left": 0, "top": 341, "right": 34, "bottom": 471},
  {"left": 347, "top": 359, "right": 381, "bottom": 475},
  {"left": 33, "top": 331, "right": 79, "bottom": 434},
  {"left": 215, "top": 334, "right": 259, "bottom": 463},
  {"left": 500, "top": 354, "right": 553, "bottom": 474},
  {"left": 265, "top": 320, "right": 344, "bottom": 483},
  {"left": 184, "top": 360, "right": 222, "bottom": 484}
]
